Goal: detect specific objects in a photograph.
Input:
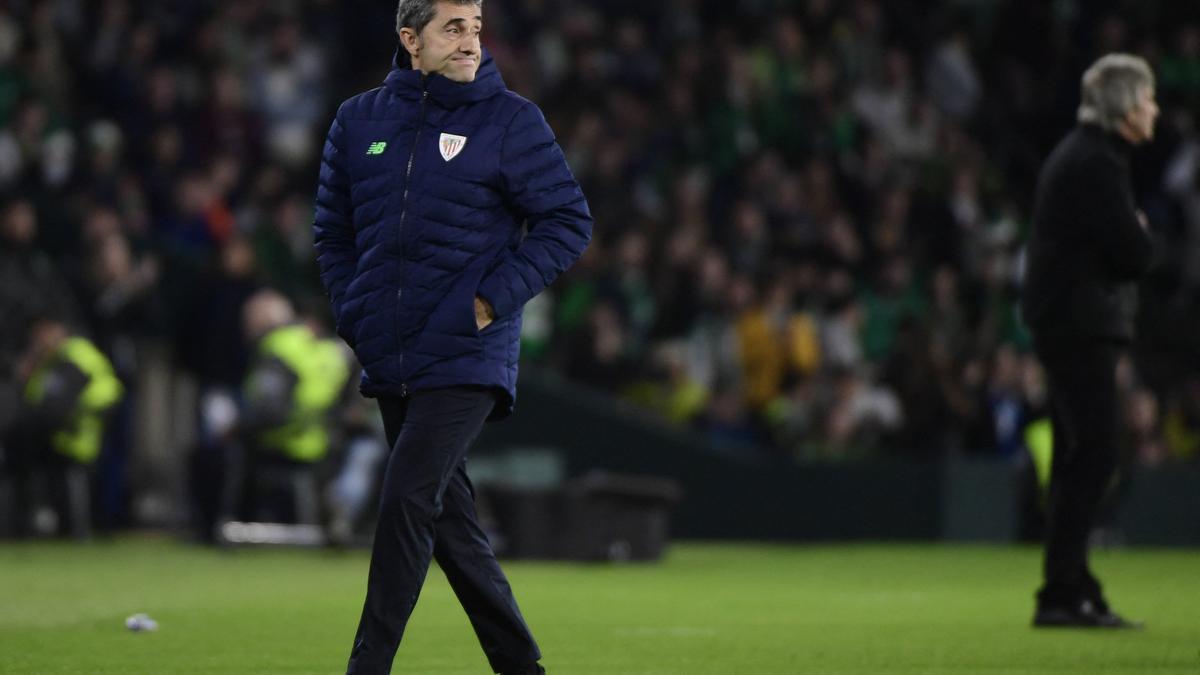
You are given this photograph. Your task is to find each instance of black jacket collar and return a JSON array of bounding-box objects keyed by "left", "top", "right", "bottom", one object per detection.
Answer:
[{"left": 1079, "top": 122, "right": 1136, "bottom": 156}]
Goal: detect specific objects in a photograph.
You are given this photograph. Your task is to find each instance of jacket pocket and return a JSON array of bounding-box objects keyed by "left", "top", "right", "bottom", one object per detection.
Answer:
[
  {"left": 416, "top": 272, "right": 485, "bottom": 359},
  {"left": 430, "top": 264, "right": 488, "bottom": 339},
  {"left": 460, "top": 278, "right": 483, "bottom": 338}
]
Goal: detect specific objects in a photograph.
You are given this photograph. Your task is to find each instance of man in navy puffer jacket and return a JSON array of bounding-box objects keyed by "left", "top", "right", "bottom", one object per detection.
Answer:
[{"left": 312, "top": 1, "right": 591, "bottom": 672}]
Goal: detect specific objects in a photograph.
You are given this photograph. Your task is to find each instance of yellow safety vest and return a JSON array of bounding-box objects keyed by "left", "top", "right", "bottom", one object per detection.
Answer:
[
  {"left": 23, "top": 337, "right": 124, "bottom": 464},
  {"left": 247, "top": 325, "right": 350, "bottom": 463}
]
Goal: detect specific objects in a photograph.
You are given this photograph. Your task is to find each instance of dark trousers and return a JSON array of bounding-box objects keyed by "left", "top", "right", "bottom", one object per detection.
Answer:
[
  {"left": 219, "top": 441, "right": 322, "bottom": 526},
  {"left": 1034, "top": 339, "right": 1121, "bottom": 608},
  {"left": 346, "top": 387, "right": 540, "bottom": 674}
]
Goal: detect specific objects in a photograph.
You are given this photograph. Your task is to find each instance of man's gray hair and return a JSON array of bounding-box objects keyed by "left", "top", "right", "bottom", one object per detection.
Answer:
[
  {"left": 1077, "top": 53, "right": 1155, "bottom": 131},
  {"left": 396, "top": 0, "right": 482, "bottom": 35}
]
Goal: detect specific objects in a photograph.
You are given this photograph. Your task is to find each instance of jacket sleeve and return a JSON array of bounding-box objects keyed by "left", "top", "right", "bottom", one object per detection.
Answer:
[
  {"left": 475, "top": 102, "right": 593, "bottom": 320},
  {"left": 312, "top": 113, "right": 357, "bottom": 344},
  {"left": 1080, "top": 155, "right": 1154, "bottom": 281}
]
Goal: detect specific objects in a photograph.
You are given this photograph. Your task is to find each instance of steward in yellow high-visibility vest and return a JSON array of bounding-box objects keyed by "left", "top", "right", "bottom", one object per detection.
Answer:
[
  {"left": 22, "top": 322, "right": 123, "bottom": 465},
  {"left": 243, "top": 323, "right": 350, "bottom": 463},
  {"left": 218, "top": 290, "right": 352, "bottom": 529},
  {"left": 11, "top": 319, "right": 121, "bottom": 538}
]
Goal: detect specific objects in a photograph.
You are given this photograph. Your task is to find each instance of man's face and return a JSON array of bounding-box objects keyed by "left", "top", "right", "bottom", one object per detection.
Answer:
[
  {"left": 403, "top": 2, "right": 482, "bottom": 83},
  {"left": 28, "top": 320, "right": 67, "bottom": 361},
  {"left": 1123, "top": 85, "right": 1159, "bottom": 144}
]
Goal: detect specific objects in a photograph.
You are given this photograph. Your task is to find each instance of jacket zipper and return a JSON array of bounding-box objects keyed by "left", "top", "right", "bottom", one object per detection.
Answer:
[{"left": 395, "top": 87, "right": 429, "bottom": 398}]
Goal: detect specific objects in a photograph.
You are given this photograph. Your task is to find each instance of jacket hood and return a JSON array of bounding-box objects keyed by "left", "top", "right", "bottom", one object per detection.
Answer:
[{"left": 384, "top": 46, "right": 505, "bottom": 108}]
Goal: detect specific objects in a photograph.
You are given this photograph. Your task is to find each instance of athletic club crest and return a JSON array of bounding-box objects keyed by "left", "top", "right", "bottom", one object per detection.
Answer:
[{"left": 439, "top": 133, "right": 467, "bottom": 161}]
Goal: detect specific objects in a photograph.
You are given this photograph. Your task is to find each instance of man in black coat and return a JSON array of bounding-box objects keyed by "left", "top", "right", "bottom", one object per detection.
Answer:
[{"left": 1021, "top": 53, "right": 1158, "bottom": 628}]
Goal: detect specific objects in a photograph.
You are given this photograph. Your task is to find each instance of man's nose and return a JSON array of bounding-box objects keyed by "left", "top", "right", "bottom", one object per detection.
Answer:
[{"left": 460, "top": 34, "right": 479, "bottom": 53}]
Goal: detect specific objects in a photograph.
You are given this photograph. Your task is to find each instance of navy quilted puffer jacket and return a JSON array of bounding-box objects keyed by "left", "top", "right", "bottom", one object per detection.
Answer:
[{"left": 313, "top": 51, "right": 591, "bottom": 418}]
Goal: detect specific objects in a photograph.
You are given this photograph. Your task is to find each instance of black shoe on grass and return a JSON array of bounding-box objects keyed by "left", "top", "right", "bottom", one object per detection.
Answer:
[{"left": 1033, "top": 600, "right": 1143, "bottom": 629}]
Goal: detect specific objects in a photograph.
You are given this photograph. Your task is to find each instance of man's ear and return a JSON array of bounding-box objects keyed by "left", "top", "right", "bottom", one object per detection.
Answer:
[{"left": 399, "top": 27, "right": 421, "bottom": 59}]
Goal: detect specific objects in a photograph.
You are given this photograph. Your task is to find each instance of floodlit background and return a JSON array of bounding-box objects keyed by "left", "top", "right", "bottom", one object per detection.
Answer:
[{"left": 1, "top": 0, "right": 1199, "bottom": 672}]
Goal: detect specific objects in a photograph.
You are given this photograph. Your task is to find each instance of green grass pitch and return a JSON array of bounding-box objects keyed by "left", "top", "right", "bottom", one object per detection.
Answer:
[{"left": 0, "top": 538, "right": 1197, "bottom": 673}]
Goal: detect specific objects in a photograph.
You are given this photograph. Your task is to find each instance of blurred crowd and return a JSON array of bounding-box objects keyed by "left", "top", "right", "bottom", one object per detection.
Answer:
[
  {"left": 2, "top": 0, "right": 1200, "bottom": 524},
  {"left": 501, "top": 0, "right": 1200, "bottom": 463}
]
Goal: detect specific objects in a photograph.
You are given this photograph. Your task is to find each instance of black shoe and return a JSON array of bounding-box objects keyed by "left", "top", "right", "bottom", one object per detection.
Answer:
[{"left": 1033, "top": 600, "right": 1143, "bottom": 629}]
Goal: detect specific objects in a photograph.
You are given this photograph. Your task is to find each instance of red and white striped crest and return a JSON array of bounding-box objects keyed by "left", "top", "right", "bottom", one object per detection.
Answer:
[{"left": 439, "top": 133, "right": 467, "bottom": 161}]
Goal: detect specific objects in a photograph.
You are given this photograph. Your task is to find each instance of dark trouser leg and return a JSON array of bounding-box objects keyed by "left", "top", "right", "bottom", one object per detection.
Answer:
[
  {"left": 1035, "top": 340, "right": 1120, "bottom": 607},
  {"left": 435, "top": 461, "right": 541, "bottom": 673},
  {"left": 347, "top": 388, "right": 538, "bottom": 674},
  {"left": 218, "top": 440, "right": 249, "bottom": 525},
  {"left": 62, "top": 464, "right": 93, "bottom": 539},
  {"left": 41, "top": 451, "right": 93, "bottom": 539}
]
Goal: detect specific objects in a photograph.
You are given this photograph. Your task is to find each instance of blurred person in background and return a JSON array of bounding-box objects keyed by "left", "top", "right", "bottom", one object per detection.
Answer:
[
  {"left": 0, "top": 198, "right": 79, "bottom": 375},
  {"left": 5, "top": 317, "right": 123, "bottom": 538},
  {"left": 75, "top": 214, "right": 163, "bottom": 529},
  {"left": 1021, "top": 53, "right": 1158, "bottom": 629},
  {"left": 981, "top": 343, "right": 1030, "bottom": 459},
  {"left": 312, "top": 1, "right": 591, "bottom": 673},
  {"left": 820, "top": 365, "right": 904, "bottom": 460},
  {"left": 563, "top": 299, "right": 634, "bottom": 391},
  {"left": 248, "top": 14, "right": 328, "bottom": 168},
  {"left": 1124, "top": 387, "right": 1167, "bottom": 466},
  {"left": 183, "top": 236, "right": 262, "bottom": 391},
  {"left": 217, "top": 289, "right": 351, "bottom": 528},
  {"left": 880, "top": 317, "right": 952, "bottom": 456},
  {"left": 0, "top": 200, "right": 82, "bottom": 511},
  {"left": 323, "top": 388, "right": 389, "bottom": 546}
]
